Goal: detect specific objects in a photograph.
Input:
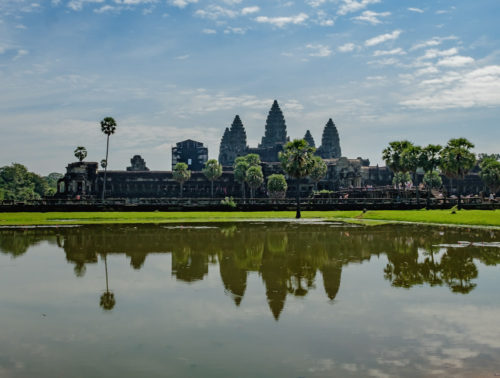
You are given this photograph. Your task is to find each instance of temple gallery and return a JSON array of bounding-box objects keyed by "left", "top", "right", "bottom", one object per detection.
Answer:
[{"left": 56, "top": 100, "right": 482, "bottom": 199}]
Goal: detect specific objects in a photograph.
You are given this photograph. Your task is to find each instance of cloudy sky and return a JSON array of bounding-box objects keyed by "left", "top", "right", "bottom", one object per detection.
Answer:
[{"left": 1, "top": 0, "right": 499, "bottom": 174}]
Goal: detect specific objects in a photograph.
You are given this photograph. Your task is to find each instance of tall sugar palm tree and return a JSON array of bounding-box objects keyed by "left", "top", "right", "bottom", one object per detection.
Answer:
[
  {"left": 100, "top": 117, "right": 117, "bottom": 201},
  {"left": 401, "top": 144, "right": 422, "bottom": 203},
  {"left": 173, "top": 162, "right": 191, "bottom": 198},
  {"left": 202, "top": 159, "right": 222, "bottom": 198},
  {"left": 439, "top": 138, "right": 476, "bottom": 209},
  {"left": 279, "top": 139, "right": 315, "bottom": 219},
  {"left": 74, "top": 146, "right": 87, "bottom": 162}
]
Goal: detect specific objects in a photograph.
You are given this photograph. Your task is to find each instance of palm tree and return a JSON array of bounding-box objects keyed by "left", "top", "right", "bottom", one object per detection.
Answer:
[
  {"left": 401, "top": 145, "right": 422, "bottom": 203},
  {"left": 279, "top": 139, "right": 316, "bottom": 219},
  {"left": 202, "top": 159, "right": 222, "bottom": 198},
  {"left": 100, "top": 117, "right": 117, "bottom": 201},
  {"left": 234, "top": 158, "right": 249, "bottom": 200},
  {"left": 420, "top": 144, "right": 442, "bottom": 208},
  {"left": 74, "top": 146, "right": 87, "bottom": 162},
  {"left": 99, "top": 254, "right": 116, "bottom": 311},
  {"left": 309, "top": 156, "right": 327, "bottom": 191},
  {"left": 172, "top": 162, "right": 191, "bottom": 198},
  {"left": 246, "top": 165, "right": 264, "bottom": 199},
  {"left": 439, "top": 138, "right": 476, "bottom": 209}
]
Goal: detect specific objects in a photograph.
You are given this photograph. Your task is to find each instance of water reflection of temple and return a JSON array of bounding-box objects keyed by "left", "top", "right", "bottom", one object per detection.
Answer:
[{"left": 1, "top": 224, "right": 499, "bottom": 319}]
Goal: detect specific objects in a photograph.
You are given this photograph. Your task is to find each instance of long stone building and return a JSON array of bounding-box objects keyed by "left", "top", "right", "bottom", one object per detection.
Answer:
[{"left": 54, "top": 100, "right": 487, "bottom": 200}]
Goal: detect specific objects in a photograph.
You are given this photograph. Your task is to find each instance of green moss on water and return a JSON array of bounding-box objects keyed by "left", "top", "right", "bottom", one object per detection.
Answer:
[{"left": 0, "top": 209, "right": 498, "bottom": 228}]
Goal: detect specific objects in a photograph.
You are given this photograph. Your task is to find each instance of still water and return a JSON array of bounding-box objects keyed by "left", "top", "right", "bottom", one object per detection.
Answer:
[{"left": 0, "top": 222, "right": 499, "bottom": 377}]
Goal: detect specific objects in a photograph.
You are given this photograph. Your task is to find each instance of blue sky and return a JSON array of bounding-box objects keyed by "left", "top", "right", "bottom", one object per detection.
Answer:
[{"left": 1, "top": 0, "right": 499, "bottom": 174}]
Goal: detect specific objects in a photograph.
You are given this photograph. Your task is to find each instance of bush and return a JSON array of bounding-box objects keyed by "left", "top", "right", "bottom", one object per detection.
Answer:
[
  {"left": 267, "top": 174, "right": 287, "bottom": 199},
  {"left": 220, "top": 196, "right": 236, "bottom": 208}
]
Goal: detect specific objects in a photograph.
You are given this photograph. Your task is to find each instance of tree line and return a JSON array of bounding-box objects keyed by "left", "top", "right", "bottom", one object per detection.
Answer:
[
  {"left": 382, "top": 138, "right": 500, "bottom": 209},
  {"left": 0, "top": 163, "right": 62, "bottom": 201}
]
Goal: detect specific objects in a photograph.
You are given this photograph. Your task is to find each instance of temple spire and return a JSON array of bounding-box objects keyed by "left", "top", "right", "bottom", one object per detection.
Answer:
[
  {"left": 318, "top": 118, "right": 341, "bottom": 159},
  {"left": 304, "top": 130, "right": 315, "bottom": 148},
  {"left": 259, "top": 100, "right": 288, "bottom": 148}
]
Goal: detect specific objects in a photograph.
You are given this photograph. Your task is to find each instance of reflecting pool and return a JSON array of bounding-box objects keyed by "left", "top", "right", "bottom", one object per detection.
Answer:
[{"left": 0, "top": 222, "right": 499, "bottom": 377}]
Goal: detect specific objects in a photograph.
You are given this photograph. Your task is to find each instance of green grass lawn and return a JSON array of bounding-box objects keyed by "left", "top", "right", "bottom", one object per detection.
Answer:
[{"left": 0, "top": 210, "right": 498, "bottom": 227}]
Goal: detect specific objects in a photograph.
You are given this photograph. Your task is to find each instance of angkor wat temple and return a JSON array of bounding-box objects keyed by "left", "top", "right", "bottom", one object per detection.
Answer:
[
  {"left": 54, "top": 100, "right": 484, "bottom": 200},
  {"left": 219, "top": 100, "right": 341, "bottom": 165}
]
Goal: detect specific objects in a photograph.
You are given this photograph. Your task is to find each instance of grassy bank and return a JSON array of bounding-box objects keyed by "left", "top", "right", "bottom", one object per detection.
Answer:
[{"left": 0, "top": 209, "right": 498, "bottom": 227}]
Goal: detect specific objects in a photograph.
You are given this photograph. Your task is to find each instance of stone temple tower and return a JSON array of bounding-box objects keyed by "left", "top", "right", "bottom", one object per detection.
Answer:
[
  {"left": 258, "top": 100, "right": 288, "bottom": 148},
  {"left": 304, "top": 130, "right": 315, "bottom": 148},
  {"left": 317, "top": 118, "right": 341, "bottom": 159},
  {"left": 218, "top": 115, "right": 248, "bottom": 166}
]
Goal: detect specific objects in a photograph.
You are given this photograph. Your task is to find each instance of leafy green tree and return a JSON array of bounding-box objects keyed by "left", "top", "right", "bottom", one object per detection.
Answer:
[
  {"left": 100, "top": 117, "right": 117, "bottom": 200},
  {"left": 267, "top": 174, "right": 288, "bottom": 199},
  {"left": 45, "top": 173, "right": 63, "bottom": 195},
  {"left": 172, "top": 162, "right": 191, "bottom": 198},
  {"left": 382, "top": 140, "right": 413, "bottom": 196},
  {"left": 0, "top": 163, "right": 52, "bottom": 201},
  {"left": 74, "top": 146, "right": 87, "bottom": 162},
  {"left": 279, "top": 139, "right": 316, "bottom": 219},
  {"left": 420, "top": 144, "right": 442, "bottom": 208},
  {"left": 392, "top": 172, "right": 411, "bottom": 189},
  {"left": 423, "top": 171, "right": 442, "bottom": 191},
  {"left": 309, "top": 156, "right": 327, "bottom": 191},
  {"left": 439, "top": 138, "right": 476, "bottom": 209},
  {"left": 246, "top": 165, "right": 264, "bottom": 199},
  {"left": 479, "top": 158, "right": 500, "bottom": 195},
  {"left": 202, "top": 159, "right": 223, "bottom": 198}
]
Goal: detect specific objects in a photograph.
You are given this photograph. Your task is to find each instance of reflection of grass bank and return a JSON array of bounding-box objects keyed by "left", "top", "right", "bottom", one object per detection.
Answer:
[{"left": 0, "top": 210, "right": 498, "bottom": 227}]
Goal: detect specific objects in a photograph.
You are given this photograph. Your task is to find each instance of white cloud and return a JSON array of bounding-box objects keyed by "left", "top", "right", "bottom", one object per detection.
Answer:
[
  {"left": 94, "top": 5, "right": 118, "bottom": 13},
  {"left": 401, "top": 65, "right": 500, "bottom": 109},
  {"left": 365, "top": 30, "right": 401, "bottom": 47},
  {"left": 306, "top": 44, "right": 332, "bottom": 57},
  {"left": 338, "top": 43, "right": 356, "bottom": 52},
  {"left": 373, "top": 48, "right": 405, "bottom": 56},
  {"left": 13, "top": 49, "right": 28, "bottom": 60},
  {"left": 15, "top": 24, "right": 27, "bottom": 29},
  {"left": 437, "top": 55, "right": 474, "bottom": 67},
  {"left": 315, "top": 10, "right": 335, "bottom": 26},
  {"left": 408, "top": 7, "right": 423, "bottom": 13},
  {"left": 67, "top": 0, "right": 104, "bottom": 11},
  {"left": 415, "top": 66, "right": 439, "bottom": 76},
  {"left": 421, "top": 47, "right": 458, "bottom": 60},
  {"left": 241, "top": 6, "right": 259, "bottom": 15},
  {"left": 224, "top": 26, "right": 245, "bottom": 34},
  {"left": 410, "top": 36, "right": 458, "bottom": 51},
  {"left": 168, "top": 0, "right": 197, "bottom": 8},
  {"left": 175, "top": 54, "right": 190, "bottom": 60},
  {"left": 255, "top": 13, "right": 308, "bottom": 28},
  {"left": 369, "top": 57, "right": 399, "bottom": 65},
  {"left": 195, "top": 5, "right": 237, "bottom": 19},
  {"left": 353, "top": 10, "right": 391, "bottom": 25},
  {"left": 307, "top": 0, "right": 326, "bottom": 7},
  {"left": 202, "top": 28, "right": 216, "bottom": 34},
  {"left": 337, "top": 0, "right": 381, "bottom": 16}
]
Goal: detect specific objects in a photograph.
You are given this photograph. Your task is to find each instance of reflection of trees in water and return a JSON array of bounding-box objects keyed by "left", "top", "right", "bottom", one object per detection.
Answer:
[
  {"left": 99, "top": 254, "right": 115, "bottom": 311},
  {"left": 2, "top": 224, "right": 499, "bottom": 318},
  {"left": 382, "top": 229, "right": 489, "bottom": 294},
  {"left": 0, "top": 229, "right": 57, "bottom": 258}
]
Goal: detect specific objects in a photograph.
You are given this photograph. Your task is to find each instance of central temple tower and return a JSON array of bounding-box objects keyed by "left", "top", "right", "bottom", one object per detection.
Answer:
[{"left": 258, "top": 100, "right": 288, "bottom": 148}]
